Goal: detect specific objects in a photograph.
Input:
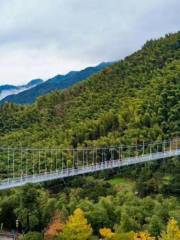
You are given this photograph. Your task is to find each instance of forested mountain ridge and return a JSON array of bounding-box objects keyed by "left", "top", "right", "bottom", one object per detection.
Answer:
[
  {"left": 0, "top": 32, "right": 180, "bottom": 240},
  {"left": 0, "top": 62, "right": 111, "bottom": 105},
  {"left": 0, "top": 32, "right": 180, "bottom": 149}
]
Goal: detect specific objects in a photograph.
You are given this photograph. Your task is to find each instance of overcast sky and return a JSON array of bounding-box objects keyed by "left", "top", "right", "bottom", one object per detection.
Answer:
[{"left": 0, "top": 0, "right": 179, "bottom": 85}]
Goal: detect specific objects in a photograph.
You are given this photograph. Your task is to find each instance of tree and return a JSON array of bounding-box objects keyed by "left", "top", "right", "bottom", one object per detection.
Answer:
[
  {"left": 15, "top": 184, "right": 41, "bottom": 230},
  {"left": 44, "top": 211, "right": 64, "bottom": 240},
  {"left": 109, "top": 231, "right": 135, "bottom": 240},
  {"left": 134, "top": 231, "right": 155, "bottom": 240},
  {"left": 87, "top": 205, "right": 112, "bottom": 234},
  {"left": 0, "top": 195, "right": 18, "bottom": 229},
  {"left": 99, "top": 228, "right": 114, "bottom": 239},
  {"left": 160, "top": 218, "right": 180, "bottom": 240},
  {"left": 20, "top": 231, "right": 42, "bottom": 240},
  {"left": 59, "top": 208, "right": 92, "bottom": 240},
  {"left": 148, "top": 215, "right": 164, "bottom": 236}
]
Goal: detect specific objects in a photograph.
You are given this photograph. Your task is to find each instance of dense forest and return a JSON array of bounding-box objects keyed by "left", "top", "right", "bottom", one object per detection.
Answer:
[{"left": 0, "top": 32, "right": 180, "bottom": 239}]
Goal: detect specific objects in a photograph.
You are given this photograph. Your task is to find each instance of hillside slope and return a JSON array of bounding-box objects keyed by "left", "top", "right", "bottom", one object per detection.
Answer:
[
  {"left": 0, "top": 32, "right": 180, "bottom": 149},
  {"left": 0, "top": 28, "right": 180, "bottom": 240},
  {"left": 0, "top": 62, "right": 110, "bottom": 105}
]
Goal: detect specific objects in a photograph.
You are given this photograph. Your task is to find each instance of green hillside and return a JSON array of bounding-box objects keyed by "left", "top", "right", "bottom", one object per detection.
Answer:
[
  {"left": 0, "top": 63, "right": 110, "bottom": 105},
  {"left": 0, "top": 32, "right": 180, "bottom": 239},
  {"left": 0, "top": 32, "right": 180, "bottom": 149}
]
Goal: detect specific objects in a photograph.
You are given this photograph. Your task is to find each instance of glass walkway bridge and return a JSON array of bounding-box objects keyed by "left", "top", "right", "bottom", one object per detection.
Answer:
[{"left": 0, "top": 139, "right": 180, "bottom": 190}]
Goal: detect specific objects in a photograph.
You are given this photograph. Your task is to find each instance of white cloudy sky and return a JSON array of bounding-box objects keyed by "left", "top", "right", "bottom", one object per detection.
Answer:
[{"left": 0, "top": 0, "right": 179, "bottom": 85}]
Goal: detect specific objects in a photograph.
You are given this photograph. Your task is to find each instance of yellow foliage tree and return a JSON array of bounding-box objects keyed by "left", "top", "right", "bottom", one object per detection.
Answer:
[
  {"left": 134, "top": 231, "right": 155, "bottom": 240},
  {"left": 100, "top": 228, "right": 114, "bottom": 239},
  {"left": 59, "top": 208, "right": 92, "bottom": 240},
  {"left": 160, "top": 218, "right": 180, "bottom": 240}
]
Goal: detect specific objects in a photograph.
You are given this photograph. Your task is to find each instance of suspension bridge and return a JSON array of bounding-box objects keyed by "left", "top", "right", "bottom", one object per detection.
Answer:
[{"left": 0, "top": 139, "right": 180, "bottom": 190}]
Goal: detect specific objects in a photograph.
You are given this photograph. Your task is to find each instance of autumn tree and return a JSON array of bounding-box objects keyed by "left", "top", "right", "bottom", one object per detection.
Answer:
[
  {"left": 134, "top": 231, "right": 155, "bottom": 240},
  {"left": 160, "top": 218, "right": 180, "bottom": 240},
  {"left": 44, "top": 211, "right": 64, "bottom": 240},
  {"left": 99, "top": 228, "right": 114, "bottom": 239},
  {"left": 59, "top": 208, "right": 92, "bottom": 240}
]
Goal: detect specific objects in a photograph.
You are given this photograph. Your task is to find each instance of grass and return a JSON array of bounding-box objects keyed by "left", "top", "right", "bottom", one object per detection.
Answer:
[{"left": 108, "top": 176, "right": 135, "bottom": 191}]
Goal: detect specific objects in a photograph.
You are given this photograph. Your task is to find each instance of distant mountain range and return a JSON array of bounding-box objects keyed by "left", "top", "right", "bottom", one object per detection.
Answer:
[
  {"left": 0, "top": 79, "right": 43, "bottom": 101},
  {"left": 0, "top": 62, "right": 111, "bottom": 105}
]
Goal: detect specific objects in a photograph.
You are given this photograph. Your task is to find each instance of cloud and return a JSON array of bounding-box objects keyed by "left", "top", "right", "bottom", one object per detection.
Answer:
[
  {"left": 0, "top": 0, "right": 179, "bottom": 85},
  {"left": 0, "top": 87, "right": 29, "bottom": 100}
]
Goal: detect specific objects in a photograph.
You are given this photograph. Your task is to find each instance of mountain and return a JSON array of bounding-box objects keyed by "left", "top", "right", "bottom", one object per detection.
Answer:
[
  {"left": 25, "top": 79, "right": 44, "bottom": 87},
  {"left": 0, "top": 62, "right": 111, "bottom": 105},
  {"left": 0, "top": 79, "right": 43, "bottom": 101},
  {"left": 0, "top": 32, "right": 180, "bottom": 149},
  {"left": 0, "top": 85, "right": 17, "bottom": 91},
  {"left": 0, "top": 32, "right": 180, "bottom": 237}
]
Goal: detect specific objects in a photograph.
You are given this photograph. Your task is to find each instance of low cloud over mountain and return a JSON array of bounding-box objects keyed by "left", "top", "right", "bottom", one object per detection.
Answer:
[{"left": 0, "top": 79, "right": 43, "bottom": 100}]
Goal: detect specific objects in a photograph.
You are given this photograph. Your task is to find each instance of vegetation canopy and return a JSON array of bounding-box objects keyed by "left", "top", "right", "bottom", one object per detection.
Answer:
[{"left": 0, "top": 32, "right": 180, "bottom": 239}]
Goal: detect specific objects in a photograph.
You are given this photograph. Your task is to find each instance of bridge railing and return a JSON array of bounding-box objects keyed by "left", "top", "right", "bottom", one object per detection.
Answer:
[{"left": 0, "top": 139, "right": 180, "bottom": 182}]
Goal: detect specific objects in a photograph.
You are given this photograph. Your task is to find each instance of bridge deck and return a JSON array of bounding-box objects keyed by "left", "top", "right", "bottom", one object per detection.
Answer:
[{"left": 0, "top": 148, "right": 179, "bottom": 190}]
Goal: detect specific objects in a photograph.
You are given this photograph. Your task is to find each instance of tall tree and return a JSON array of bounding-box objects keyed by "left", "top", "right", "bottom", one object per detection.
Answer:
[
  {"left": 160, "top": 219, "right": 180, "bottom": 240},
  {"left": 59, "top": 208, "right": 92, "bottom": 240}
]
